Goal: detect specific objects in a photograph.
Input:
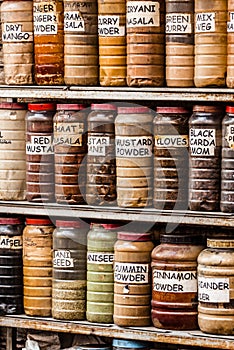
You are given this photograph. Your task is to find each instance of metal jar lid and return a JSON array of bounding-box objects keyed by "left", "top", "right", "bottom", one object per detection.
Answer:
[
  {"left": 117, "top": 232, "right": 152, "bottom": 241},
  {"left": 207, "top": 238, "right": 234, "bottom": 248}
]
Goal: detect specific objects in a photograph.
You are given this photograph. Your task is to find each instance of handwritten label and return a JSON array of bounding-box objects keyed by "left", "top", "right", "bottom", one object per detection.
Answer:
[
  {"left": 0, "top": 235, "right": 22, "bottom": 249},
  {"left": 155, "top": 135, "right": 188, "bottom": 148},
  {"left": 227, "top": 12, "right": 234, "bottom": 32},
  {"left": 64, "top": 11, "right": 85, "bottom": 32},
  {"left": 54, "top": 122, "right": 84, "bottom": 146},
  {"left": 166, "top": 13, "right": 192, "bottom": 34},
  {"left": 116, "top": 136, "right": 153, "bottom": 157},
  {"left": 189, "top": 128, "right": 216, "bottom": 156},
  {"left": 0, "top": 131, "right": 12, "bottom": 145},
  {"left": 2, "top": 23, "right": 33, "bottom": 42},
  {"left": 98, "top": 16, "right": 125, "bottom": 36},
  {"left": 114, "top": 262, "right": 149, "bottom": 284},
  {"left": 198, "top": 277, "right": 230, "bottom": 303},
  {"left": 88, "top": 136, "right": 110, "bottom": 156},
  {"left": 53, "top": 250, "right": 74, "bottom": 267},
  {"left": 225, "top": 125, "right": 234, "bottom": 148},
  {"left": 33, "top": 2, "right": 58, "bottom": 34},
  {"left": 195, "top": 12, "right": 215, "bottom": 33},
  {"left": 87, "top": 252, "right": 114, "bottom": 264},
  {"left": 153, "top": 269, "right": 197, "bottom": 293},
  {"left": 26, "top": 136, "right": 53, "bottom": 155},
  {"left": 127, "top": 1, "right": 160, "bottom": 27}
]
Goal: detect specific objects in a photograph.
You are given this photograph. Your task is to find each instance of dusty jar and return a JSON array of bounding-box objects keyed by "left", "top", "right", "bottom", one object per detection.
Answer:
[{"left": 198, "top": 238, "right": 234, "bottom": 335}]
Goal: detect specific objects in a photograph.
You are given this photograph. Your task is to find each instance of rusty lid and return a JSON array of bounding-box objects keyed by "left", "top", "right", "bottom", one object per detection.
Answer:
[
  {"left": 193, "top": 105, "right": 223, "bottom": 113},
  {"left": 117, "top": 232, "right": 152, "bottom": 241},
  {"left": 0, "top": 218, "right": 22, "bottom": 225},
  {"left": 91, "top": 104, "right": 116, "bottom": 111},
  {"left": 118, "top": 106, "right": 150, "bottom": 114},
  {"left": 156, "top": 107, "right": 190, "bottom": 114},
  {"left": 207, "top": 238, "right": 234, "bottom": 248},
  {"left": 0, "top": 103, "right": 27, "bottom": 109},
  {"left": 56, "top": 104, "right": 86, "bottom": 110}
]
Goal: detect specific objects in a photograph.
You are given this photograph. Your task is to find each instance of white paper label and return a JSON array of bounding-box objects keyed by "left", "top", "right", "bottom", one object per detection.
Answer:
[
  {"left": 115, "top": 136, "right": 153, "bottom": 157},
  {"left": 166, "top": 13, "right": 192, "bottom": 34},
  {"left": 114, "top": 262, "right": 149, "bottom": 284},
  {"left": 0, "top": 131, "right": 12, "bottom": 145},
  {"left": 227, "top": 12, "right": 234, "bottom": 32},
  {"left": 88, "top": 136, "right": 110, "bottom": 156},
  {"left": 98, "top": 16, "right": 125, "bottom": 36},
  {"left": 54, "top": 122, "right": 84, "bottom": 146},
  {"left": 0, "top": 235, "right": 22, "bottom": 249},
  {"left": 195, "top": 12, "right": 216, "bottom": 32},
  {"left": 33, "top": 2, "right": 58, "bottom": 35},
  {"left": 53, "top": 250, "right": 74, "bottom": 267},
  {"left": 127, "top": 1, "right": 160, "bottom": 27},
  {"left": 87, "top": 252, "right": 114, "bottom": 264},
  {"left": 64, "top": 11, "right": 85, "bottom": 32},
  {"left": 2, "top": 24, "right": 33, "bottom": 42},
  {"left": 189, "top": 128, "right": 216, "bottom": 156},
  {"left": 198, "top": 277, "right": 230, "bottom": 303},
  {"left": 26, "top": 136, "right": 54, "bottom": 155},
  {"left": 153, "top": 269, "right": 198, "bottom": 293},
  {"left": 225, "top": 125, "right": 234, "bottom": 148},
  {"left": 155, "top": 135, "right": 188, "bottom": 148}
]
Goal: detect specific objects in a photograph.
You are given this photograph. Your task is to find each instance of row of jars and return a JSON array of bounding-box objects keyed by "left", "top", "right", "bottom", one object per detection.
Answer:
[
  {"left": 2, "top": 101, "right": 234, "bottom": 213},
  {"left": 2, "top": 215, "right": 234, "bottom": 336},
  {"left": 0, "top": 0, "right": 234, "bottom": 88}
]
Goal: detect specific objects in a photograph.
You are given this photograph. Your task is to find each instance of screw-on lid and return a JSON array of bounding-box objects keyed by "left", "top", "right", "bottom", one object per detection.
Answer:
[
  {"left": 193, "top": 105, "right": 223, "bottom": 113},
  {"left": 0, "top": 103, "right": 27, "bottom": 109},
  {"left": 160, "top": 234, "right": 204, "bottom": 245},
  {"left": 117, "top": 232, "right": 152, "bottom": 241},
  {"left": 56, "top": 220, "right": 85, "bottom": 228},
  {"left": 226, "top": 106, "right": 234, "bottom": 114},
  {"left": 28, "top": 103, "right": 56, "bottom": 111},
  {"left": 56, "top": 104, "right": 86, "bottom": 110},
  {"left": 207, "top": 238, "right": 234, "bottom": 248},
  {"left": 102, "top": 224, "right": 121, "bottom": 229},
  {"left": 0, "top": 217, "right": 22, "bottom": 225},
  {"left": 156, "top": 107, "right": 189, "bottom": 114},
  {"left": 117, "top": 106, "right": 150, "bottom": 114},
  {"left": 26, "top": 217, "right": 53, "bottom": 226},
  {"left": 112, "top": 339, "right": 149, "bottom": 348},
  {"left": 91, "top": 104, "right": 116, "bottom": 111}
]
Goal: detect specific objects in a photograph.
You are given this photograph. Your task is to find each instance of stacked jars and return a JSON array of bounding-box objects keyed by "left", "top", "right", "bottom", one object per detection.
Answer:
[
  {"left": 53, "top": 104, "right": 87, "bottom": 204},
  {"left": 86, "top": 104, "right": 117, "bottom": 205},
  {"left": 127, "top": 0, "right": 165, "bottom": 87},
  {"left": 114, "top": 232, "right": 154, "bottom": 326},
  {"left": 52, "top": 220, "right": 88, "bottom": 320},
  {"left": 26, "top": 103, "right": 56, "bottom": 203},
  {"left": 23, "top": 217, "right": 54, "bottom": 316}
]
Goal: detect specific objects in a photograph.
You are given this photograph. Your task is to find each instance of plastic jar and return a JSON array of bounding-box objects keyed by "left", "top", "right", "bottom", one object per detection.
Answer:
[
  {"left": 98, "top": 0, "right": 126, "bottom": 86},
  {"left": 1, "top": 0, "right": 34, "bottom": 85},
  {"left": 0, "top": 103, "right": 27, "bottom": 200},
  {"left": 153, "top": 107, "right": 190, "bottom": 210},
  {"left": 23, "top": 217, "right": 54, "bottom": 316},
  {"left": 127, "top": 0, "right": 165, "bottom": 87},
  {"left": 198, "top": 238, "right": 234, "bottom": 335},
  {"left": 115, "top": 106, "right": 153, "bottom": 208},
  {"left": 86, "top": 104, "right": 117, "bottom": 206},
  {"left": 0, "top": 217, "right": 24, "bottom": 314},
  {"left": 221, "top": 106, "right": 234, "bottom": 212},
  {"left": 114, "top": 232, "right": 154, "bottom": 326},
  {"left": 33, "top": 0, "right": 64, "bottom": 85},
  {"left": 64, "top": 0, "right": 98, "bottom": 85},
  {"left": 194, "top": 0, "right": 227, "bottom": 87},
  {"left": 52, "top": 219, "right": 88, "bottom": 320},
  {"left": 166, "top": 0, "right": 194, "bottom": 87},
  {"left": 86, "top": 223, "right": 118, "bottom": 323},
  {"left": 26, "top": 103, "right": 56, "bottom": 203},
  {"left": 151, "top": 233, "right": 204, "bottom": 330},
  {"left": 188, "top": 105, "right": 223, "bottom": 211},
  {"left": 54, "top": 104, "right": 87, "bottom": 204}
]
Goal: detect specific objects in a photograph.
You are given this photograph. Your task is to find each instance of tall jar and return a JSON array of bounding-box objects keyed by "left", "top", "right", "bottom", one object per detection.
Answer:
[
  {"left": 127, "top": 0, "right": 165, "bottom": 87},
  {"left": 53, "top": 104, "right": 87, "bottom": 204},
  {"left": 52, "top": 219, "right": 88, "bottom": 320},
  {"left": 33, "top": 0, "right": 64, "bottom": 85},
  {"left": 115, "top": 106, "right": 153, "bottom": 208},
  {"left": 114, "top": 232, "right": 154, "bottom": 326},
  {"left": 1, "top": 0, "right": 34, "bottom": 85},
  {"left": 165, "top": 0, "right": 194, "bottom": 87},
  {"left": 188, "top": 105, "right": 223, "bottom": 211},
  {"left": 86, "top": 104, "right": 117, "bottom": 206},
  {"left": 198, "top": 238, "right": 234, "bottom": 335},
  {"left": 26, "top": 103, "right": 56, "bottom": 203},
  {"left": 194, "top": 0, "right": 227, "bottom": 87},
  {"left": 98, "top": 0, "right": 126, "bottom": 86},
  {"left": 23, "top": 217, "right": 54, "bottom": 316},
  {"left": 153, "top": 107, "right": 190, "bottom": 210},
  {"left": 86, "top": 223, "right": 118, "bottom": 323},
  {"left": 221, "top": 106, "right": 234, "bottom": 212},
  {"left": 0, "top": 217, "right": 24, "bottom": 314},
  {"left": 227, "top": 0, "right": 234, "bottom": 87},
  {"left": 0, "top": 103, "right": 27, "bottom": 200},
  {"left": 64, "top": 0, "right": 98, "bottom": 85},
  {"left": 151, "top": 234, "right": 204, "bottom": 330}
]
